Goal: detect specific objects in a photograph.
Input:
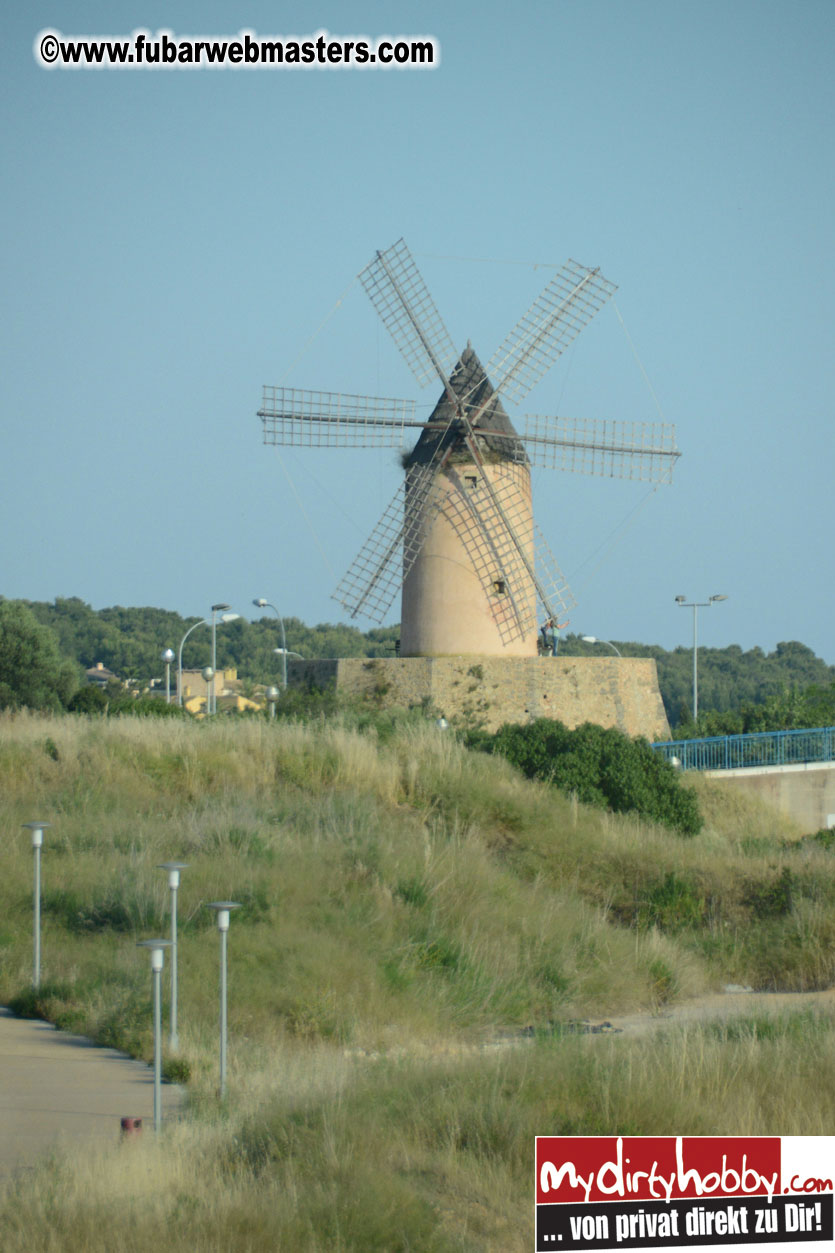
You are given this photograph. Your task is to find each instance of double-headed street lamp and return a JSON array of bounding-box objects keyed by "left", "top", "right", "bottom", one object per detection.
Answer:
[
  {"left": 675, "top": 594, "right": 728, "bottom": 721},
  {"left": 210, "top": 603, "right": 232, "bottom": 714},
  {"left": 177, "top": 610, "right": 239, "bottom": 708}
]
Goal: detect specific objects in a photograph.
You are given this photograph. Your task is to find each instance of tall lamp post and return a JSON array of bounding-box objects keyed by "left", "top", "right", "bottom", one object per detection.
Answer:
[
  {"left": 136, "top": 938, "right": 172, "bottom": 1132},
  {"left": 207, "top": 902, "right": 241, "bottom": 1098},
  {"left": 210, "top": 603, "right": 232, "bottom": 714},
  {"left": 675, "top": 594, "right": 728, "bottom": 721},
  {"left": 22, "top": 821, "right": 50, "bottom": 989},
  {"left": 253, "top": 598, "right": 287, "bottom": 689},
  {"left": 581, "top": 635, "right": 622, "bottom": 657}
]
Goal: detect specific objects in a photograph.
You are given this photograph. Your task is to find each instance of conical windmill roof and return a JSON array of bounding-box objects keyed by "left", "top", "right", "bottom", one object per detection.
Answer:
[{"left": 404, "top": 344, "right": 526, "bottom": 468}]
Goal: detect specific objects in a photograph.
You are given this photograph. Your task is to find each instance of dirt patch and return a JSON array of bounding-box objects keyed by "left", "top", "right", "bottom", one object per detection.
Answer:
[{"left": 601, "top": 987, "right": 835, "bottom": 1037}]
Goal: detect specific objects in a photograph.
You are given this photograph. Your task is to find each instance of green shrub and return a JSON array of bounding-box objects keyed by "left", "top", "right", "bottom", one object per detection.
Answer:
[
  {"left": 67, "top": 686, "right": 108, "bottom": 714},
  {"left": 8, "top": 980, "right": 74, "bottom": 1021},
  {"left": 480, "top": 719, "right": 703, "bottom": 834},
  {"left": 68, "top": 687, "right": 186, "bottom": 717},
  {"left": 637, "top": 871, "right": 707, "bottom": 930},
  {"left": 743, "top": 867, "right": 795, "bottom": 919}
]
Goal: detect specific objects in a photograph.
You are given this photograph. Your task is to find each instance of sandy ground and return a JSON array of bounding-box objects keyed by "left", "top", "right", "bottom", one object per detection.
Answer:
[{"left": 588, "top": 987, "right": 835, "bottom": 1037}]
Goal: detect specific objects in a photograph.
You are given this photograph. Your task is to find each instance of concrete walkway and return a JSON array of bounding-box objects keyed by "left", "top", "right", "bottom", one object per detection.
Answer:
[{"left": 0, "top": 1008, "right": 184, "bottom": 1179}]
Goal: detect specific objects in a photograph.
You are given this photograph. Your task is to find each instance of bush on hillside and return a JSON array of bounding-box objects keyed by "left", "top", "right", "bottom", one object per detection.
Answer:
[
  {"left": 67, "top": 686, "right": 186, "bottom": 717},
  {"left": 474, "top": 719, "right": 703, "bottom": 835}
]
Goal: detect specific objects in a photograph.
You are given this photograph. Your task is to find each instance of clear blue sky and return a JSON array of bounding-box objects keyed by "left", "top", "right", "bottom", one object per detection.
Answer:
[{"left": 3, "top": 1, "right": 833, "bottom": 661}]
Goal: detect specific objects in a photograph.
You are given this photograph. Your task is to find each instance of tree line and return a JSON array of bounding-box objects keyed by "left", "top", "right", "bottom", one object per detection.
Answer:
[{"left": 0, "top": 596, "right": 833, "bottom": 734}]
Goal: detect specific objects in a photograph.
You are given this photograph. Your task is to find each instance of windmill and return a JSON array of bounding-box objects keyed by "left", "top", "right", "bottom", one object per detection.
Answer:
[{"left": 259, "top": 239, "right": 680, "bottom": 658}]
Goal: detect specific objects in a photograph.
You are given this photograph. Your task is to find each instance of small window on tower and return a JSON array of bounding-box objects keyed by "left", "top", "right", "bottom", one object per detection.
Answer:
[
  {"left": 465, "top": 475, "right": 479, "bottom": 491},
  {"left": 493, "top": 579, "right": 507, "bottom": 595}
]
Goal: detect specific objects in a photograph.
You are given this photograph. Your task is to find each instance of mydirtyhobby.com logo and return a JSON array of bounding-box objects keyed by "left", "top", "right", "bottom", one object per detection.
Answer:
[
  {"left": 535, "top": 1137, "right": 834, "bottom": 1250},
  {"left": 33, "top": 28, "right": 439, "bottom": 71}
]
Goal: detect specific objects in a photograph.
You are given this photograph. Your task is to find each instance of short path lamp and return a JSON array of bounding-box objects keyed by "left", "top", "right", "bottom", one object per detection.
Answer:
[
  {"left": 136, "top": 938, "right": 172, "bottom": 1132},
  {"left": 206, "top": 902, "right": 241, "bottom": 1098},
  {"left": 22, "top": 821, "right": 50, "bottom": 989},
  {"left": 265, "top": 685, "right": 279, "bottom": 719},
  {"left": 157, "top": 862, "right": 188, "bottom": 1050}
]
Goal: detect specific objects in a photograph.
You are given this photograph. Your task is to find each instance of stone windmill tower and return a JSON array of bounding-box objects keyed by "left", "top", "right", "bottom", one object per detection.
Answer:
[{"left": 259, "top": 239, "right": 679, "bottom": 659}]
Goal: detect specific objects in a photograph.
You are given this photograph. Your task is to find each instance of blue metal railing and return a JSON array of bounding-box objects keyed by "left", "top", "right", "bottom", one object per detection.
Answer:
[{"left": 652, "top": 726, "right": 835, "bottom": 772}]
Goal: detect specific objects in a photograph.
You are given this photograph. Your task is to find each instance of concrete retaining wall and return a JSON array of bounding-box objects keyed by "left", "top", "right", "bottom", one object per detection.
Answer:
[
  {"left": 705, "top": 762, "right": 835, "bottom": 835},
  {"left": 288, "top": 655, "right": 671, "bottom": 740}
]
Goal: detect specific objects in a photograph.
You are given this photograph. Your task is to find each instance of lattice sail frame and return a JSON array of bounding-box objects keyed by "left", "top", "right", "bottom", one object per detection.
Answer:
[
  {"left": 332, "top": 417, "right": 458, "bottom": 621},
  {"left": 522, "top": 415, "right": 680, "bottom": 483},
  {"left": 259, "top": 387, "right": 416, "bottom": 449},
  {"left": 359, "top": 239, "right": 458, "bottom": 389},
  {"left": 487, "top": 260, "right": 618, "bottom": 406},
  {"left": 532, "top": 525, "right": 576, "bottom": 621},
  {"left": 439, "top": 466, "right": 537, "bottom": 645}
]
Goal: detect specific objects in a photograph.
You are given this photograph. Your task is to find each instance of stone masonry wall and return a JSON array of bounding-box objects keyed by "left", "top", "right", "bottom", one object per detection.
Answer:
[{"left": 288, "top": 656, "right": 671, "bottom": 740}]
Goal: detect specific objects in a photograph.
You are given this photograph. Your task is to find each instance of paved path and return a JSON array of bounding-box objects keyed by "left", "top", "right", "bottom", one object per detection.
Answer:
[{"left": 0, "top": 1008, "right": 184, "bottom": 1179}]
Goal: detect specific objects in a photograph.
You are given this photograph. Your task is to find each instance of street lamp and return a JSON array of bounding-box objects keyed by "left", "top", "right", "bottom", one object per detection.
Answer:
[
  {"left": 136, "top": 938, "right": 172, "bottom": 1132},
  {"left": 161, "top": 648, "right": 175, "bottom": 704},
  {"left": 581, "top": 635, "right": 622, "bottom": 657},
  {"left": 675, "top": 594, "right": 728, "bottom": 721},
  {"left": 22, "top": 821, "right": 50, "bottom": 989},
  {"left": 265, "top": 685, "right": 279, "bottom": 719},
  {"left": 201, "top": 666, "right": 214, "bottom": 716},
  {"left": 210, "top": 603, "right": 232, "bottom": 715},
  {"left": 177, "top": 613, "right": 239, "bottom": 708},
  {"left": 206, "top": 902, "right": 241, "bottom": 1098},
  {"left": 157, "top": 862, "right": 188, "bottom": 1050},
  {"left": 273, "top": 648, "right": 303, "bottom": 676},
  {"left": 253, "top": 598, "right": 288, "bottom": 690}
]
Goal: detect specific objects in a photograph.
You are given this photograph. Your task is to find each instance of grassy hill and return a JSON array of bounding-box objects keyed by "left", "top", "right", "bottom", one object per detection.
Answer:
[{"left": 0, "top": 711, "right": 833, "bottom": 1250}]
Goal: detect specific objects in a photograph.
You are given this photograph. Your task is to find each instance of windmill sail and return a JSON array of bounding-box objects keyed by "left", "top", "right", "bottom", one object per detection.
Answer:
[
  {"left": 332, "top": 438, "right": 453, "bottom": 621},
  {"left": 487, "top": 260, "right": 617, "bottom": 406},
  {"left": 533, "top": 526, "right": 576, "bottom": 620},
  {"left": 261, "top": 240, "right": 679, "bottom": 651},
  {"left": 259, "top": 387, "right": 417, "bottom": 448},
  {"left": 359, "top": 238, "right": 458, "bottom": 389},
  {"left": 438, "top": 465, "right": 538, "bottom": 644},
  {"left": 522, "top": 415, "right": 680, "bottom": 482}
]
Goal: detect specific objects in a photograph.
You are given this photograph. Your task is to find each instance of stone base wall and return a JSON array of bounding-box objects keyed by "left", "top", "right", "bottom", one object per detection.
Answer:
[{"left": 288, "top": 656, "right": 671, "bottom": 740}]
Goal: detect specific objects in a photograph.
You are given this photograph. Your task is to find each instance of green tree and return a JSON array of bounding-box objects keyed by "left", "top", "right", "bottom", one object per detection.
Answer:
[{"left": 0, "top": 601, "right": 79, "bottom": 710}]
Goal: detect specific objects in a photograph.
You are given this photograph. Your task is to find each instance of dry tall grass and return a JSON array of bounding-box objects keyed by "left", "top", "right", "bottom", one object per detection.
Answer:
[{"left": 0, "top": 711, "right": 832, "bottom": 1249}]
